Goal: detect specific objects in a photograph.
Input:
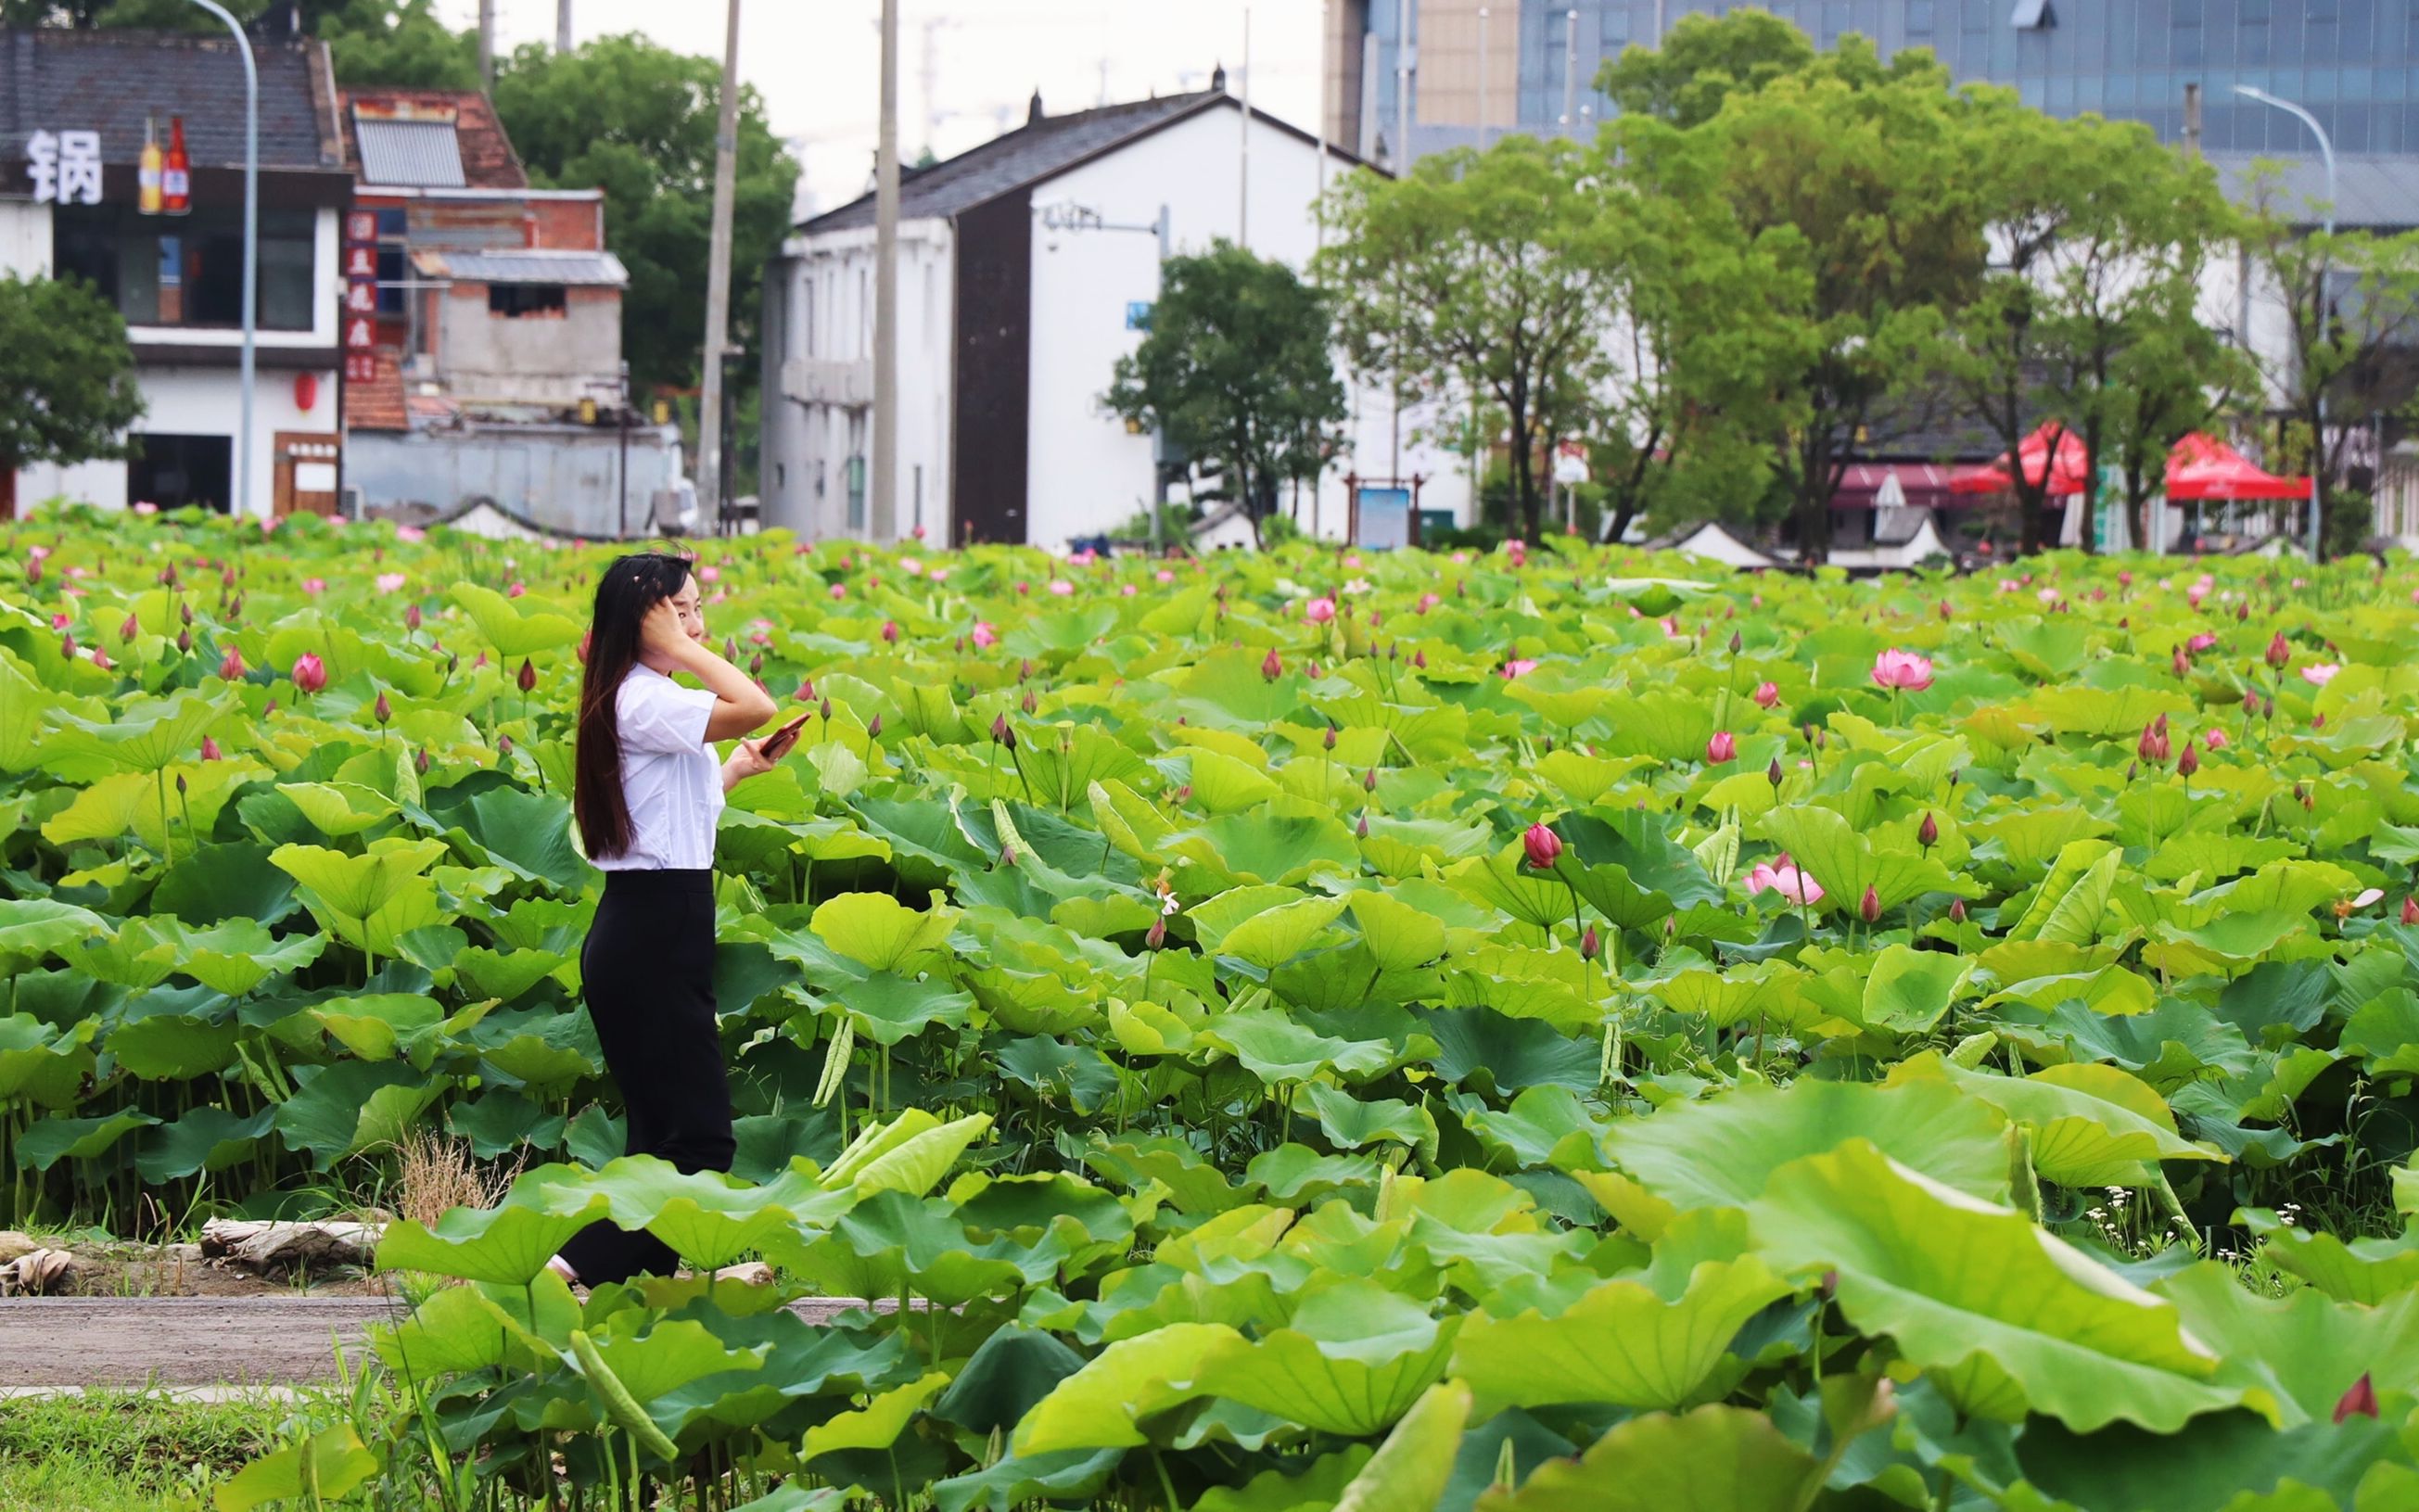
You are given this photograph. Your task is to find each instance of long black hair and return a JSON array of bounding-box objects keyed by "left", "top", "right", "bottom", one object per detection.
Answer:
[{"left": 574, "top": 552, "right": 694, "bottom": 859}]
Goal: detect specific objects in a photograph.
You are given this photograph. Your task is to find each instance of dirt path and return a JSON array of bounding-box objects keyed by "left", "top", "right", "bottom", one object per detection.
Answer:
[{"left": 0, "top": 1296, "right": 883, "bottom": 1389}]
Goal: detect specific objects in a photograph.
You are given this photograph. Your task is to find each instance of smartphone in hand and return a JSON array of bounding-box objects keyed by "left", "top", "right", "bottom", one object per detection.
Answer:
[{"left": 759, "top": 711, "right": 810, "bottom": 761}]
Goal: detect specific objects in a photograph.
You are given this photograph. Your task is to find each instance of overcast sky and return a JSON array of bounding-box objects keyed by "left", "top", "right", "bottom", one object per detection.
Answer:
[{"left": 439, "top": 1, "right": 1327, "bottom": 218}]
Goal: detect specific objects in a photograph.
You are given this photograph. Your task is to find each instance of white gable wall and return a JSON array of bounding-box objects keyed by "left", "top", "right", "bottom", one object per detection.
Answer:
[{"left": 1027, "top": 99, "right": 1466, "bottom": 551}]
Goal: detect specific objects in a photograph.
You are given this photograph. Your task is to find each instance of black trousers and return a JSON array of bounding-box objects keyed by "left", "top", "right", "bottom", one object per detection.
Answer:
[{"left": 557, "top": 868, "right": 734, "bottom": 1285}]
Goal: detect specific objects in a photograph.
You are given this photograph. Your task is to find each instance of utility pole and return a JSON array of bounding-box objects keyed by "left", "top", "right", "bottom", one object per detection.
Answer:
[
  {"left": 1561, "top": 9, "right": 1579, "bottom": 136},
  {"left": 1315, "top": 0, "right": 1329, "bottom": 248},
  {"left": 1476, "top": 7, "right": 1489, "bottom": 148},
  {"left": 1394, "top": 0, "right": 1412, "bottom": 173},
  {"left": 556, "top": 0, "right": 573, "bottom": 53},
  {"left": 872, "top": 0, "right": 901, "bottom": 540},
  {"left": 477, "top": 0, "right": 495, "bottom": 86},
  {"left": 696, "top": 0, "right": 743, "bottom": 532}
]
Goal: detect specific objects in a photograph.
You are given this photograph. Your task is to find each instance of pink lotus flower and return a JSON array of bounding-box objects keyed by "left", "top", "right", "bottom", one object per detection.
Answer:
[
  {"left": 29, "top": 545, "right": 51, "bottom": 561},
  {"left": 1871, "top": 650, "right": 1934, "bottom": 692},
  {"left": 1752, "top": 680, "right": 1780, "bottom": 709},
  {"left": 219, "top": 647, "right": 246, "bottom": 680},
  {"left": 301, "top": 578, "right": 327, "bottom": 596},
  {"left": 1121, "top": 583, "right": 1138, "bottom": 596},
  {"left": 971, "top": 621, "right": 998, "bottom": 648},
  {"left": 1417, "top": 593, "right": 1440, "bottom": 614},
  {"left": 828, "top": 582, "right": 847, "bottom": 601},
  {"left": 396, "top": 525, "right": 426, "bottom": 543},
  {"left": 2302, "top": 663, "right": 2341, "bottom": 686},
  {"left": 1521, "top": 823, "right": 1562, "bottom": 870},
  {"left": 2036, "top": 587, "right": 2061, "bottom": 604},
  {"left": 1502, "top": 659, "right": 1538, "bottom": 680},
  {"left": 1049, "top": 579, "right": 1075, "bottom": 596},
  {"left": 902, "top": 558, "right": 923, "bottom": 577},
  {"left": 1344, "top": 555, "right": 1364, "bottom": 570},
  {"left": 2204, "top": 728, "right": 2229, "bottom": 751},
  {"left": 1452, "top": 552, "right": 1470, "bottom": 565},
  {"left": 290, "top": 654, "right": 327, "bottom": 693},
  {"left": 699, "top": 565, "right": 721, "bottom": 583},
  {"left": 2186, "top": 633, "right": 2218, "bottom": 653},
  {"left": 48, "top": 612, "right": 69, "bottom": 630},
  {"left": 912, "top": 525, "right": 928, "bottom": 541},
  {"left": 507, "top": 581, "right": 526, "bottom": 599},
  {"left": 1305, "top": 597, "right": 1337, "bottom": 624},
  {"left": 928, "top": 568, "right": 949, "bottom": 584},
  {"left": 133, "top": 500, "right": 159, "bottom": 515},
  {"left": 1748, "top": 854, "right": 1824, "bottom": 907},
  {"left": 200, "top": 736, "right": 222, "bottom": 761},
  {"left": 1706, "top": 731, "right": 1737, "bottom": 763},
  {"left": 1155, "top": 569, "right": 1175, "bottom": 584},
  {"left": 375, "top": 572, "right": 407, "bottom": 594}
]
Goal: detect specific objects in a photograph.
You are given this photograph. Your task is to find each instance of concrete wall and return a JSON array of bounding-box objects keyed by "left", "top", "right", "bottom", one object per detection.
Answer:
[
  {"left": 760, "top": 219, "right": 955, "bottom": 541},
  {"left": 432, "top": 283, "right": 622, "bottom": 407},
  {"left": 348, "top": 423, "right": 683, "bottom": 540},
  {"left": 0, "top": 200, "right": 52, "bottom": 275},
  {"left": 19, "top": 363, "right": 336, "bottom": 515}
]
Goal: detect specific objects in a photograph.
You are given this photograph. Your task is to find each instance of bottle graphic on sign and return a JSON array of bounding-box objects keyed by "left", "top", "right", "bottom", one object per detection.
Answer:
[
  {"left": 139, "top": 117, "right": 163, "bottom": 215},
  {"left": 161, "top": 115, "right": 191, "bottom": 214}
]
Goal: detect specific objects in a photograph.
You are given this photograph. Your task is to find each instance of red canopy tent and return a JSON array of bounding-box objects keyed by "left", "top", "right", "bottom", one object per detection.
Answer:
[
  {"left": 2163, "top": 432, "right": 2311, "bottom": 502},
  {"left": 1950, "top": 423, "right": 2092, "bottom": 496}
]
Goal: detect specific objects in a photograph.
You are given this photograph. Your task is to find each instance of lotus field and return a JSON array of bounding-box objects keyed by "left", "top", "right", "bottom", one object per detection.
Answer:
[{"left": 11, "top": 509, "right": 2419, "bottom": 1511}]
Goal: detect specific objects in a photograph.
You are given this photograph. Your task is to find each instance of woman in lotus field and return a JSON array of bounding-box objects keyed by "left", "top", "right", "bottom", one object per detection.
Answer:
[{"left": 547, "top": 553, "right": 790, "bottom": 1288}]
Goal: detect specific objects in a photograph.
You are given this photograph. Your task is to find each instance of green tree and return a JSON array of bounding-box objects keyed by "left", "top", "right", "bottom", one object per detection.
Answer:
[
  {"left": 1594, "top": 6, "right": 1813, "bottom": 129},
  {"left": 492, "top": 34, "right": 800, "bottom": 398},
  {"left": 2237, "top": 172, "right": 2419, "bottom": 559},
  {"left": 1318, "top": 135, "right": 1617, "bottom": 544},
  {"left": 1687, "top": 41, "right": 1990, "bottom": 562},
  {"left": 0, "top": 274, "right": 146, "bottom": 493},
  {"left": 1103, "top": 242, "right": 1347, "bottom": 550}
]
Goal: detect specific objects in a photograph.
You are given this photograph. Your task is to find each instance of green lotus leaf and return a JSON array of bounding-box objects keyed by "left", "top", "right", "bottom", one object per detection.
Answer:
[
  {"left": 372, "top": 1274, "right": 520, "bottom": 1377},
  {"left": 836, "top": 970, "right": 976, "bottom": 1048},
  {"left": 2001, "top": 1406, "right": 2413, "bottom": 1512},
  {"left": 1209, "top": 896, "right": 1349, "bottom": 971},
  {"left": 1344, "top": 890, "right": 1448, "bottom": 973},
  {"left": 1474, "top": 1404, "right": 1824, "bottom": 1512},
  {"left": 280, "top": 780, "right": 401, "bottom": 837},
  {"left": 274, "top": 1060, "right": 446, "bottom": 1167},
  {"left": 1013, "top": 1323, "right": 1244, "bottom": 1455},
  {"left": 1862, "top": 944, "right": 1976, "bottom": 1033},
  {"left": 270, "top": 838, "right": 450, "bottom": 959},
  {"left": 1331, "top": 1381, "right": 1470, "bottom": 1512},
  {"left": 846, "top": 1112, "right": 993, "bottom": 1199},
  {"left": 1749, "top": 1139, "right": 2245, "bottom": 1432},
  {"left": 568, "top": 1155, "right": 855, "bottom": 1268},
  {"left": 1297, "top": 1082, "right": 1439, "bottom": 1156},
  {"left": 2236, "top": 1210, "right": 2419, "bottom": 1305},
  {"left": 1601, "top": 1076, "right": 2011, "bottom": 1221},
  {"left": 811, "top": 890, "right": 954, "bottom": 972},
  {"left": 1891, "top": 1054, "right": 2222, "bottom": 1187},
  {"left": 2155, "top": 1260, "right": 2419, "bottom": 1429},
  {"left": 102, "top": 998, "right": 239, "bottom": 1080},
  {"left": 17, "top": 1108, "right": 159, "bottom": 1169},
  {"left": 1182, "top": 748, "right": 1281, "bottom": 813},
  {"left": 800, "top": 1369, "right": 949, "bottom": 1459},
  {"left": 1202, "top": 1005, "right": 1397, "bottom": 1084},
  {"left": 931, "top": 1324, "right": 1091, "bottom": 1436},
  {"left": 377, "top": 1182, "right": 612, "bottom": 1284},
  {"left": 1193, "top": 1283, "right": 1459, "bottom": 1436},
  {"left": 1758, "top": 803, "right": 1979, "bottom": 916},
  {"left": 0, "top": 897, "right": 110, "bottom": 973},
  {"left": 449, "top": 582, "right": 583, "bottom": 658},
  {"left": 212, "top": 1424, "right": 378, "bottom": 1512},
  {"left": 46, "top": 686, "right": 233, "bottom": 776},
  {"left": 305, "top": 994, "right": 446, "bottom": 1062},
  {"left": 136, "top": 1106, "right": 275, "bottom": 1182},
  {"left": 1419, "top": 1008, "right": 1600, "bottom": 1095},
  {"left": 1168, "top": 806, "right": 1359, "bottom": 889},
  {"left": 0, "top": 1013, "right": 97, "bottom": 1108},
  {"left": 453, "top": 786, "right": 595, "bottom": 894}
]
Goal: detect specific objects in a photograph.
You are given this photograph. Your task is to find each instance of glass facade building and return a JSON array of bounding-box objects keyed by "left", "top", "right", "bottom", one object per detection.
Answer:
[{"left": 1332, "top": 0, "right": 2419, "bottom": 166}]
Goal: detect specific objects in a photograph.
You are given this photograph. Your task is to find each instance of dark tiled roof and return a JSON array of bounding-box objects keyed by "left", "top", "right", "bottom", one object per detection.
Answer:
[
  {"left": 340, "top": 87, "right": 527, "bottom": 191},
  {"left": 0, "top": 29, "right": 342, "bottom": 172},
  {"left": 804, "top": 92, "right": 1223, "bottom": 234},
  {"left": 413, "top": 247, "right": 627, "bottom": 286}
]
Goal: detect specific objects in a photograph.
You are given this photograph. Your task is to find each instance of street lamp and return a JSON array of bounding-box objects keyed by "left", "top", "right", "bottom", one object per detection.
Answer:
[
  {"left": 185, "top": 0, "right": 257, "bottom": 520},
  {"left": 2235, "top": 83, "right": 2333, "bottom": 562},
  {"left": 1039, "top": 199, "right": 1174, "bottom": 553}
]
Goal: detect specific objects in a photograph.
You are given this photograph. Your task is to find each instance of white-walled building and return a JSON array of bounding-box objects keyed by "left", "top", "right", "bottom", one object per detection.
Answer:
[
  {"left": 760, "top": 84, "right": 1468, "bottom": 551},
  {"left": 1, "top": 27, "right": 350, "bottom": 520}
]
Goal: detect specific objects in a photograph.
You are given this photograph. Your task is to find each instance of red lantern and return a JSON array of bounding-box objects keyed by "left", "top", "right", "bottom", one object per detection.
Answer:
[{"left": 293, "top": 372, "right": 318, "bottom": 413}]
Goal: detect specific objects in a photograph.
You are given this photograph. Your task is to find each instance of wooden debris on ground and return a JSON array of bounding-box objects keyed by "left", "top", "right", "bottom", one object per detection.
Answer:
[
  {"left": 0, "top": 1247, "right": 78, "bottom": 1296},
  {"left": 198, "top": 1218, "right": 383, "bottom": 1277}
]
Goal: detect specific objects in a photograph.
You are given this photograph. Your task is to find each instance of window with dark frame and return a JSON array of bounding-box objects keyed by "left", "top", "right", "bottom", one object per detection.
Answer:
[
  {"left": 51, "top": 205, "right": 316, "bottom": 332},
  {"left": 488, "top": 283, "right": 568, "bottom": 318}
]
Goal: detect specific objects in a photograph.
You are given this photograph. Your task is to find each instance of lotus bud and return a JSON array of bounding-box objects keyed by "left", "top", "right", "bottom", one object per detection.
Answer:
[
  {"left": 2176, "top": 742, "right": 2199, "bottom": 778},
  {"left": 1706, "top": 731, "right": 1736, "bottom": 764},
  {"left": 200, "top": 736, "right": 222, "bottom": 761},
  {"left": 498, "top": 733, "right": 514, "bottom": 758},
  {"left": 1261, "top": 646, "right": 1284, "bottom": 681},
  {"left": 1917, "top": 811, "right": 1938, "bottom": 849},
  {"left": 1021, "top": 688, "right": 1038, "bottom": 716},
  {"left": 181, "top": 603, "right": 193, "bottom": 626},
  {"left": 820, "top": 697, "right": 833, "bottom": 721},
  {"left": 1938, "top": 600, "right": 1952, "bottom": 620},
  {"left": 1859, "top": 885, "right": 1881, "bottom": 924},
  {"left": 406, "top": 604, "right": 422, "bottom": 631},
  {"left": 1323, "top": 724, "right": 1338, "bottom": 751},
  {"left": 121, "top": 611, "right": 139, "bottom": 641},
  {"left": 1363, "top": 768, "right": 1379, "bottom": 794},
  {"left": 1727, "top": 630, "right": 1742, "bottom": 654},
  {"left": 1767, "top": 757, "right": 1783, "bottom": 789},
  {"left": 2267, "top": 630, "right": 2290, "bottom": 667},
  {"left": 1020, "top": 658, "right": 1034, "bottom": 682},
  {"left": 1949, "top": 898, "right": 1967, "bottom": 924},
  {"left": 474, "top": 651, "right": 489, "bottom": 669},
  {"left": 375, "top": 692, "right": 391, "bottom": 725},
  {"left": 2404, "top": 896, "right": 2419, "bottom": 925},
  {"left": 2301, "top": 786, "right": 2315, "bottom": 811},
  {"left": 291, "top": 653, "right": 327, "bottom": 693},
  {"left": 2336, "top": 1374, "right": 2380, "bottom": 1425},
  {"left": 1000, "top": 844, "right": 1017, "bottom": 867},
  {"left": 1306, "top": 661, "right": 1322, "bottom": 680},
  {"left": 1580, "top": 924, "right": 1600, "bottom": 961},
  {"left": 175, "top": 628, "right": 192, "bottom": 654},
  {"left": 264, "top": 699, "right": 278, "bottom": 717},
  {"left": 1521, "top": 822, "right": 1562, "bottom": 870},
  {"left": 1145, "top": 914, "right": 1166, "bottom": 950},
  {"left": 882, "top": 619, "right": 899, "bottom": 645},
  {"left": 175, "top": 771, "right": 186, "bottom": 795},
  {"left": 747, "top": 652, "right": 763, "bottom": 675},
  {"left": 1752, "top": 680, "right": 1780, "bottom": 709},
  {"left": 2236, "top": 602, "right": 2250, "bottom": 622},
  {"left": 867, "top": 715, "right": 883, "bottom": 740},
  {"left": 25, "top": 558, "right": 40, "bottom": 585},
  {"left": 1356, "top": 813, "right": 1369, "bottom": 838},
  {"left": 1412, "top": 650, "right": 1426, "bottom": 668},
  {"left": 414, "top": 747, "right": 430, "bottom": 777},
  {"left": 2313, "top": 713, "right": 2327, "bottom": 730},
  {"left": 1175, "top": 784, "right": 1191, "bottom": 802}
]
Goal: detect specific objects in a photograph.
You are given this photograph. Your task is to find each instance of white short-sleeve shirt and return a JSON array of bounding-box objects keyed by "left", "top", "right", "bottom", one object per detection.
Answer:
[{"left": 593, "top": 665, "right": 723, "bottom": 871}]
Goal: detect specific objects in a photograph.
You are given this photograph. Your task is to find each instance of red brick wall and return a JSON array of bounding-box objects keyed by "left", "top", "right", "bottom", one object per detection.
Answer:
[{"left": 529, "top": 198, "right": 604, "bottom": 251}]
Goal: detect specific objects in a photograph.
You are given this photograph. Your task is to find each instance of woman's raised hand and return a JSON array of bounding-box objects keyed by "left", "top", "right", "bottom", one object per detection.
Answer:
[{"left": 639, "top": 597, "right": 692, "bottom": 660}]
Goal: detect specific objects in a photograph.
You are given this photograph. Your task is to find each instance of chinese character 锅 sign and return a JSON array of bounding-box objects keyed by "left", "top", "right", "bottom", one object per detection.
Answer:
[{"left": 26, "top": 130, "right": 102, "bottom": 206}]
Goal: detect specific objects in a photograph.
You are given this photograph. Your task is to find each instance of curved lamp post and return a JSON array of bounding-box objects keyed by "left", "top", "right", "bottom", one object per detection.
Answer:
[
  {"left": 185, "top": 0, "right": 257, "bottom": 520},
  {"left": 2235, "top": 83, "right": 2333, "bottom": 562}
]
